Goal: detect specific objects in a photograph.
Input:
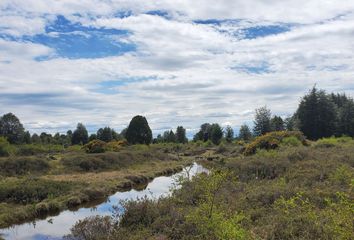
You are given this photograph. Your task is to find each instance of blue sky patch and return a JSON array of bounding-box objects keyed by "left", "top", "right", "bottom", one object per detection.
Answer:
[
  {"left": 241, "top": 24, "right": 290, "bottom": 39},
  {"left": 20, "top": 15, "right": 136, "bottom": 59}
]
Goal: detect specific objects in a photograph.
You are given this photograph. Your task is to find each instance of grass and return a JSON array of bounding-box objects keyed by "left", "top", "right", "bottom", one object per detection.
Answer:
[{"left": 66, "top": 136, "right": 354, "bottom": 240}]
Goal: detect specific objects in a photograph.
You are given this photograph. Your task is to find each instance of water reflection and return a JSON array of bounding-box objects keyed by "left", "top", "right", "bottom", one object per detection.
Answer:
[{"left": 0, "top": 163, "right": 207, "bottom": 240}]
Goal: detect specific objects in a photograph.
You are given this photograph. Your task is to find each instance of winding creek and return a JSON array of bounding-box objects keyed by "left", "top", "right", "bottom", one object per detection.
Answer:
[{"left": 0, "top": 162, "right": 208, "bottom": 240}]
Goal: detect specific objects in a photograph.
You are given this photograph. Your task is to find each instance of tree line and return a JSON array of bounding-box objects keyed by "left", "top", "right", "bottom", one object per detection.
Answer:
[{"left": 1, "top": 87, "right": 354, "bottom": 146}]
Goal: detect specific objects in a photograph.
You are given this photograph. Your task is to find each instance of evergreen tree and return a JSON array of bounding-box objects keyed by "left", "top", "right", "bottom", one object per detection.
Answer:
[
  {"left": 126, "top": 116, "right": 152, "bottom": 145},
  {"left": 97, "top": 127, "right": 113, "bottom": 142},
  {"left": 253, "top": 106, "right": 272, "bottom": 136},
  {"left": 238, "top": 124, "right": 252, "bottom": 141},
  {"left": 0, "top": 113, "right": 25, "bottom": 144},
  {"left": 163, "top": 130, "right": 176, "bottom": 143},
  {"left": 71, "top": 123, "right": 89, "bottom": 145},
  {"left": 284, "top": 115, "right": 298, "bottom": 131},
  {"left": 111, "top": 129, "right": 121, "bottom": 140},
  {"left": 297, "top": 87, "right": 337, "bottom": 140},
  {"left": 338, "top": 100, "right": 354, "bottom": 137},
  {"left": 271, "top": 115, "right": 285, "bottom": 131},
  {"left": 194, "top": 123, "right": 211, "bottom": 142},
  {"left": 23, "top": 131, "right": 31, "bottom": 144},
  {"left": 224, "top": 126, "right": 234, "bottom": 143},
  {"left": 40, "top": 132, "right": 52, "bottom": 144},
  {"left": 54, "top": 133, "right": 61, "bottom": 144},
  {"left": 176, "top": 126, "right": 188, "bottom": 143},
  {"left": 155, "top": 134, "right": 164, "bottom": 143},
  {"left": 120, "top": 128, "right": 127, "bottom": 139},
  {"left": 31, "top": 133, "right": 41, "bottom": 144},
  {"left": 89, "top": 134, "right": 97, "bottom": 142},
  {"left": 210, "top": 123, "right": 223, "bottom": 145}
]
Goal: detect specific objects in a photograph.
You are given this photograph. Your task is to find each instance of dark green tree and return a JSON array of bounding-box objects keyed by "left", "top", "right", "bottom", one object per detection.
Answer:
[
  {"left": 271, "top": 115, "right": 285, "bottom": 131},
  {"left": 40, "top": 132, "right": 52, "bottom": 144},
  {"left": 72, "top": 123, "right": 89, "bottom": 145},
  {"left": 284, "top": 115, "right": 298, "bottom": 131},
  {"left": 210, "top": 123, "right": 223, "bottom": 145},
  {"left": 89, "top": 133, "right": 97, "bottom": 142},
  {"left": 253, "top": 106, "right": 272, "bottom": 136},
  {"left": 338, "top": 100, "right": 354, "bottom": 137},
  {"left": 224, "top": 125, "right": 234, "bottom": 143},
  {"left": 23, "top": 131, "right": 31, "bottom": 144},
  {"left": 126, "top": 116, "right": 152, "bottom": 145},
  {"left": 67, "top": 130, "right": 73, "bottom": 145},
  {"left": 111, "top": 129, "right": 121, "bottom": 140},
  {"left": 97, "top": 127, "right": 113, "bottom": 142},
  {"left": 0, "top": 113, "right": 25, "bottom": 144},
  {"left": 54, "top": 133, "right": 61, "bottom": 144},
  {"left": 155, "top": 134, "right": 164, "bottom": 143},
  {"left": 163, "top": 130, "right": 176, "bottom": 143},
  {"left": 176, "top": 126, "right": 188, "bottom": 143},
  {"left": 297, "top": 87, "right": 337, "bottom": 140},
  {"left": 238, "top": 124, "right": 252, "bottom": 141},
  {"left": 31, "top": 133, "right": 41, "bottom": 144},
  {"left": 193, "top": 123, "right": 211, "bottom": 142},
  {"left": 120, "top": 128, "right": 128, "bottom": 139}
]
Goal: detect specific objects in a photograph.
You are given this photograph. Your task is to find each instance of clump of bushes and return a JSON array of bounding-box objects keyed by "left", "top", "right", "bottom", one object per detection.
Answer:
[
  {"left": 0, "top": 157, "right": 50, "bottom": 176},
  {"left": 244, "top": 131, "right": 308, "bottom": 155},
  {"left": 83, "top": 140, "right": 129, "bottom": 154},
  {"left": 83, "top": 140, "right": 106, "bottom": 153}
]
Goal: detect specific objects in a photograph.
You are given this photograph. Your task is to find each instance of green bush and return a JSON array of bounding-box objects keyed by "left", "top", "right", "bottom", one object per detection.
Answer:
[
  {"left": 244, "top": 131, "right": 308, "bottom": 155},
  {"left": 281, "top": 136, "right": 302, "bottom": 147},
  {"left": 315, "top": 137, "right": 338, "bottom": 148},
  {"left": 315, "top": 136, "right": 353, "bottom": 148},
  {"left": 0, "top": 137, "right": 14, "bottom": 157},
  {"left": 0, "top": 157, "right": 49, "bottom": 176}
]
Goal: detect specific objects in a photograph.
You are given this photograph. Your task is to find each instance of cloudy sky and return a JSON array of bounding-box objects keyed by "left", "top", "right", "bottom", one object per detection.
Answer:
[{"left": 1, "top": 0, "right": 354, "bottom": 136}]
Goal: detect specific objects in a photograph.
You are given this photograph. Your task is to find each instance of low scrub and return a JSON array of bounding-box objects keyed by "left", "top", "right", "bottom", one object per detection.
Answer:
[
  {"left": 0, "top": 157, "right": 49, "bottom": 176},
  {"left": 0, "top": 178, "right": 73, "bottom": 204},
  {"left": 315, "top": 136, "right": 353, "bottom": 148},
  {"left": 67, "top": 141, "right": 354, "bottom": 240},
  {"left": 16, "top": 144, "right": 63, "bottom": 156},
  {"left": 243, "top": 131, "right": 308, "bottom": 155}
]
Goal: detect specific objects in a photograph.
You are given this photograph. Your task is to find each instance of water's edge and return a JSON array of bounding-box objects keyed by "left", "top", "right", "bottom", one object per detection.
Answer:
[{"left": 1, "top": 162, "right": 208, "bottom": 240}]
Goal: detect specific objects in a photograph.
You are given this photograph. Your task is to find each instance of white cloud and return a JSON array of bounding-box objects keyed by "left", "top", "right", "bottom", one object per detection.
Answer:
[{"left": 0, "top": 1, "right": 354, "bottom": 135}]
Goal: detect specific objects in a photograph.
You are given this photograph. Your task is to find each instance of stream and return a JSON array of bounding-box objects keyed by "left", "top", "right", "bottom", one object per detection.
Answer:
[{"left": 0, "top": 162, "right": 208, "bottom": 240}]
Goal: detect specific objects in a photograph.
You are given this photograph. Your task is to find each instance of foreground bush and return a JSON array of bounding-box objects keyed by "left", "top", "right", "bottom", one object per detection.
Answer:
[{"left": 244, "top": 131, "right": 308, "bottom": 155}]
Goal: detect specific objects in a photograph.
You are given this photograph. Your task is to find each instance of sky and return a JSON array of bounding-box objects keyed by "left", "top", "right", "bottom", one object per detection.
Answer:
[{"left": 0, "top": 0, "right": 354, "bottom": 136}]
